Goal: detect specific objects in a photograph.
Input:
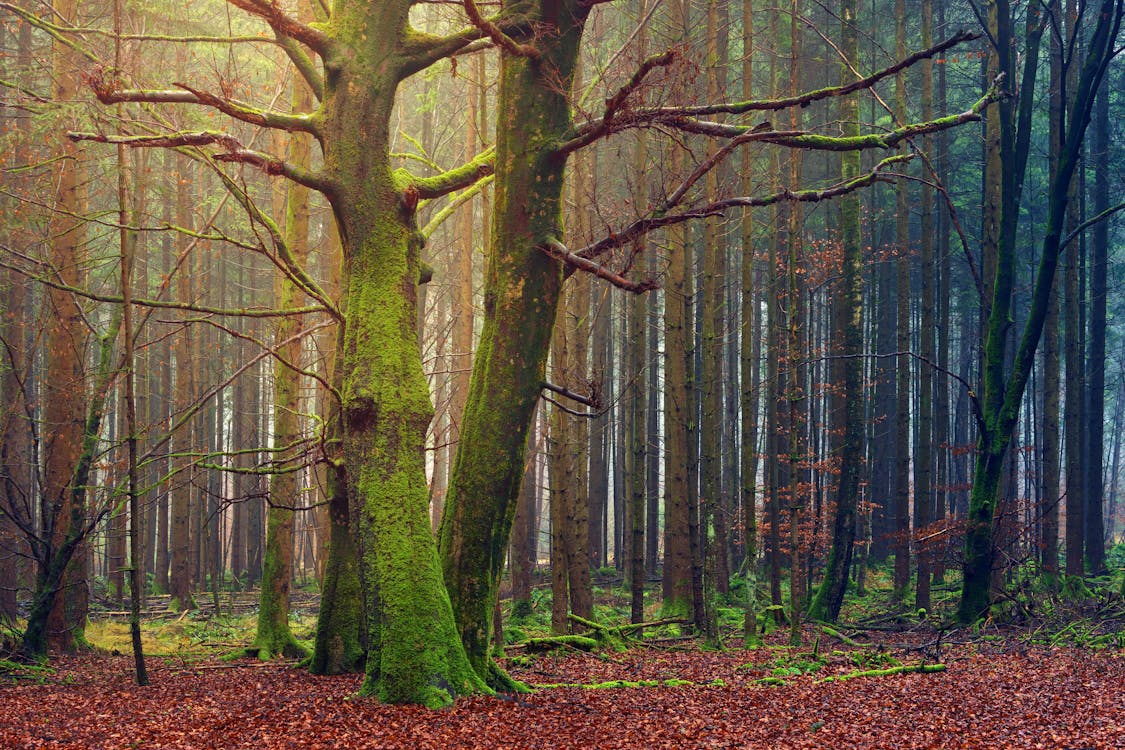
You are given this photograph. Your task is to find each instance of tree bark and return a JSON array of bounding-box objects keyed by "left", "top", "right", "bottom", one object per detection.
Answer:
[
  {"left": 439, "top": 0, "right": 591, "bottom": 691},
  {"left": 808, "top": 0, "right": 862, "bottom": 624}
]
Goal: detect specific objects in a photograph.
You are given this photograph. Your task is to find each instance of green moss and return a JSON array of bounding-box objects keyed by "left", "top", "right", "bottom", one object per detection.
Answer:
[
  {"left": 339, "top": 198, "right": 489, "bottom": 707},
  {"left": 532, "top": 678, "right": 698, "bottom": 690},
  {"left": 818, "top": 663, "right": 946, "bottom": 682}
]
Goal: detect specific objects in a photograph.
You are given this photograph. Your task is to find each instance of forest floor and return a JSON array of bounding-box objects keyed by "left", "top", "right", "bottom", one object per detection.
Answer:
[{"left": 1, "top": 624, "right": 1122, "bottom": 749}]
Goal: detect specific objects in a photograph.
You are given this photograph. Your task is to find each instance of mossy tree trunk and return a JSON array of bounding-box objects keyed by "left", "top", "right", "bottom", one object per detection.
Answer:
[
  {"left": 315, "top": 3, "right": 491, "bottom": 706},
  {"left": 254, "top": 57, "right": 314, "bottom": 662},
  {"left": 310, "top": 325, "right": 365, "bottom": 675},
  {"left": 958, "top": 0, "right": 1120, "bottom": 622},
  {"left": 439, "top": 0, "right": 589, "bottom": 690}
]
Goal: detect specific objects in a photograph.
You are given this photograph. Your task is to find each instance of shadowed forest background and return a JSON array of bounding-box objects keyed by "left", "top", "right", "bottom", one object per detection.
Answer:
[{"left": 1, "top": 0, "right": 1124, "bottom": 725}]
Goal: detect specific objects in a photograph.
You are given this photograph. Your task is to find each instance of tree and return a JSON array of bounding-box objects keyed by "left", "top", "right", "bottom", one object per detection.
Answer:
[
  {"left": 252, "top": 40, "right": 315, "bottom": 660},
  {"left": 957, "top": 0, "right": 1123, "bottom": 622},
  {"left": 808, "top": 0, "right": 864, "bottom": 624},
  {"left": 75, "top": 0, "right": 495, "bottom": 706},
  {"left": 440, "top": 0, "right": 993, "bottom": 684}
]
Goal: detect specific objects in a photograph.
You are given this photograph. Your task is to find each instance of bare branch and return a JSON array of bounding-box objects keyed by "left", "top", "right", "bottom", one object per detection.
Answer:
[
  {"left": 542, "top": 395, "right": 600, "bottom": 419},
  {"left": 67, "top": 130, "right": 332, "bottom": 193},
  {"left": 541, "top": 380, "right": 604, "bottom": 410},
  {"left": 541, "top": 238, "right": 660, "bottom": 293},
  {"left": 198, "top": 154, "right": 342, "bottom": 322},
  {"left": 0, "top": 254, "right": 326, "bottom": 318},
  {"left": 85, "top": 71, "right": 318, "bottom": 134},
  {"left": 562, "top": 30, "right": 981, "bottom": 149},
  {"left": 0, "top": 2, "right": 99, "bottom": 63},
  {"left": 225, "top": 0, "right": 330, "bottom": 55},
  {"left": 659, "top": 77, "right": 1001, "bottom": 149},
  {"left": 1061, "top": 198, "right": 1125, "bottom": 249},
  {"left": 575, "top": 154, "right": 913, "bottom": 263},
  {"left": 557, "top": 48, "right": 679, "bottom": 157},
  {"left": 460, "top": 0, "right": 539, "bottom": 59}
]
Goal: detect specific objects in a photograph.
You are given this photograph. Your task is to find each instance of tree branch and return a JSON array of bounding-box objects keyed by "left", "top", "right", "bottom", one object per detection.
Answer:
[
  {"left": 541, "top": 380, "right": 604, "bottom": 410},
  {"left": 85, "top": 72, "right": 318, "bottom": 135},
  {"left": 657, "top": 77, "right": 1001, "bottom": 149},
  {"left": 198, "top": 154, "right": 342, "bottom": 322},
  {"left": 275, "top": 34, "right": 324, "bottom": 101},
  {"left": 540, "top": 238, "right": 660, "bottom": 293},
  {"left": 67, "top": 130, "right": 332, "bottom": 193},
  {"left": 0, "top": 2, "right": 99, "bottom": 63},
  {"left": 399, "top": 147, "right": 495, "bottom": 200},
  {"left": 420, "top": 174, "right": 494, "bottom": 239},
  {"left": 460, "top": 0, "right": 539, "bottom": 59},
  {"left": 0, "top": 256, "right": 325, "bottom": 318},
  {"left": 556, "top": 48, "right": 679, "bottom": 158},
  {"left": 1061, "top": 198, "right": 1125, "bottom": 249},
  {"left": 575, "top": 154, "right": 913, "bottom": 264},
  {"left": 562, "top": 30, "right": 979, "bottom": 150},
  {"left": 400, "top": 25, "right": 489, "bottom": 76},
  {"left": 225, "top": 0, "right": 329, "bottom": 55}
]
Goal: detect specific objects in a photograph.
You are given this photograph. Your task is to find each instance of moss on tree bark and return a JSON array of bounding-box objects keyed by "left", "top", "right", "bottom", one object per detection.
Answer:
[{"left": 439, "top": 1, "right": 589, "bottom": 691}]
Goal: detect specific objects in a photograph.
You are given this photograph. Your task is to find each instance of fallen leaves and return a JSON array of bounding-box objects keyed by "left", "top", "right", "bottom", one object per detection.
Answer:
[{"left": 0, "top": 642, "right": 1121, "bottom": 749}]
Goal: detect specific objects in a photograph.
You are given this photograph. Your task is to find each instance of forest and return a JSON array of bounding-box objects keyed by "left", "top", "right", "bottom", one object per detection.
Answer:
[{"left": 1, "top": 0, "right": 1124, "bottom": 746}]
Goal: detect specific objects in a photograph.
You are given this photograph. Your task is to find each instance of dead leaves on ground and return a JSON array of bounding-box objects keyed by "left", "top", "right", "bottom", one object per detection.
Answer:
[{"left": 1, "top": 641, "right": 1121, "bottom": 749}]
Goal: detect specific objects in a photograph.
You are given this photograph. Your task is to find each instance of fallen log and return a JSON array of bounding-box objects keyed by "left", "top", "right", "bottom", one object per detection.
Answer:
[{"left": 818, "top": 662, "right": 946, "bottom": 682}]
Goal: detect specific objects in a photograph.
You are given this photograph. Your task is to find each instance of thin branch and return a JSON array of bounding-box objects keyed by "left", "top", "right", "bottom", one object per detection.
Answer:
[
  {"left": 1061, "top": 198, "right": 1125, "bottom": 249},
  {"left": 0, "top": 256, "right": 326, "bottom": 318},
  {"left": 274, "top": 34, "right": 325, "bottom": 101},
  {"left": 878, "top": 173, "right": 984, "bottom": 298},
  {"left": 564, "top": 29, "right": 979, "bottom": 144},
  {"left": 822, "top": 350, "right": 985, "bottom": 437},
  {"left": 86, "top": 73, "right": 318, "bottom": 135},
  {"left": 803, "top": 10, "right": 987, "bottom": 301},
  {"left": 576, "top": 154, "right": 913, "bottom": 263},
  {"left": 67, "top": 130, "right": 331, "bottom": 193},
  {"left": 198, "top": 154, "right": 342, "bottom": 322},
  {"left": 663, "top": 78, "right": 998, "bottom": 147},
  {"left": 542, "top": 395, "right": 600, "bottom": 419},
  {"left": 192, "top": 318, "right": 338, "bottom": 401},
  {"left": 0, "top": 2, "right": 99, "bottom": 63},
  {"left": 556, "top": 48, "right": 679, "bottom": 157},
  {"left": 541, "top": 237, "right": 660, "bottom": 293},
  {"left": 541, "top": 380, "right": 604, "bottom": 410}
]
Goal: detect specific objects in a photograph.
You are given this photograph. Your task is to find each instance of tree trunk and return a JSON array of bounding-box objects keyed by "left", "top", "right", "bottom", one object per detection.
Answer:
[
  {"left": 892, "top": 0, "right": 911, "bottom": 602},
  {"left": 168, "top": 152, "right": 195, "bottom": 613},
  {"left": 662, "top": 87, "right": 693, "bottom": 619},
  {"left": 41, "top": 0, "right": 90, "bottom": 653},
  {"left": 439, "top": 1, "right": 590, "bottom": 691},
  {"left": 808, "top": 0, "right": 862, "bottom": 624},
  {"left": 914, "top": 0, "right": 935, "bottom": 613},
  {"left": 509, "top": 420, "right": 539, "bottom": 618},
  {"left": 255, "top": 60, "right": 314, "bottom": 661},
  {"left": 1084, "top": 72, "right": 1108, "bottom": 576},
  {"left": 958, "top": 0, "right": 1118, "bottom": 621}
]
